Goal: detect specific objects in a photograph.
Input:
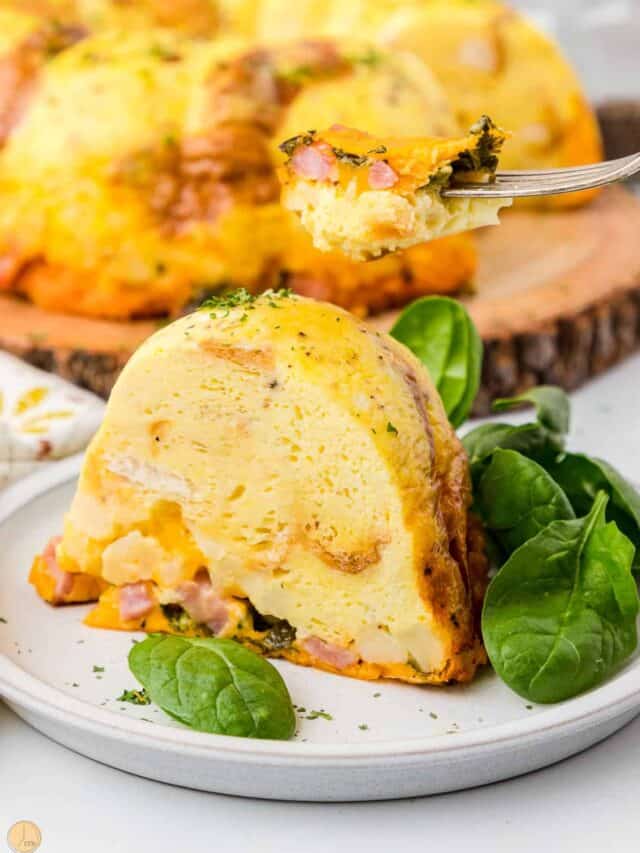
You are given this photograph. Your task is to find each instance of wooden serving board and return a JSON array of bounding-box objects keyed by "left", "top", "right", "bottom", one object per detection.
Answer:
[{"left": 3, "top": 186, "right": 640, "bottom": 414}]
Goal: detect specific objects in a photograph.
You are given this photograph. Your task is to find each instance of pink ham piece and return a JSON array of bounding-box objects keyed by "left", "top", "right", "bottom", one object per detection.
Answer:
[
  {"left": 367, "top": 159, "right": 399, "bottom": 190},
  {"left": 177, "top": 570, "right": 230, "bottom": 635},
  {"left": 290, "top": 142, "right": 337, "bottom": 182},
  {"left": 42, "top": 535, "right": 74, "bottom": 603},
  {"left": 302, "top": 636, "right": 358, "bottom": 670},
  {"left": 118, "top": 582, "right": 154, "bottom": 621}
]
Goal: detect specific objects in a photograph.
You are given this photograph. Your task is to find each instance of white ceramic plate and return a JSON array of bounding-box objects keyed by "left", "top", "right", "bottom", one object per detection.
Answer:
[{"left": 1, "top": 456, "right": 640, "bottom": 802}]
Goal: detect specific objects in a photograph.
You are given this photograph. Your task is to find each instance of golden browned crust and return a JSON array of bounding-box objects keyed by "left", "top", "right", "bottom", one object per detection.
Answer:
[
  {"left": 283, "top": 233, "right": 476, "bottom": 316},
  {"left": 367, "top": 332, "right": 488, "bottom": 681},
  {"left": 1, "top": 258, "right": 193, "bottom": 319},
  {"left": 113, "top": 127, "right": 281, "bottom": 236},
  {"left": 0, "top": 20, "right": 86, "bottom": 145},
  {"left": 2, "top": 228, "right": 475, "bottom": 320},
  {"left": 306, "top": 538, "right": 388, "bottom": 575},
  {"left": 198, "top": 339, "right": 276, "bottom": 372},
  {"left": 268, "top": 640, "right": 486, "bottom": 685}
]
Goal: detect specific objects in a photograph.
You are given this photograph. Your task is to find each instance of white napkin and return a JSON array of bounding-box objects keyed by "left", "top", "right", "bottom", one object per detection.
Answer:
[{"left": 0, "top": 353, "right": 105, "bottom": 488}]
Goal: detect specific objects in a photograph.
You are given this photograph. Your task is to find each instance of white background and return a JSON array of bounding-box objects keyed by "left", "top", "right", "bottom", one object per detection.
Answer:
[{"left": 514, "top": 0, "right": 640, "bottom": 100}]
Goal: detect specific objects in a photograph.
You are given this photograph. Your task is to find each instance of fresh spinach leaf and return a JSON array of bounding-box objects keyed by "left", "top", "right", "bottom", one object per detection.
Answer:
[
  {"left": 492, "top": 386, "right": 570, "bottom": 441},
  {"left": 129, "top": 635, "right": 296, "bottom": 740},
  {"left": 482, "top": 492, "right": 638, "bottom": 703},
  {"left": 462, "top": 386, "right": 569, "bottom": 481},
  {"left": 478, "top": 449, "right": 575, "bottom": 554},
  {"left": 391, "top": 296, "right": 482, "bottom": 427},
  {"left": 462, "top": 421, "right": 559, "bottom": 483},
  {"left": 545, "top": 453, "right": 640, "bottom": 570}
]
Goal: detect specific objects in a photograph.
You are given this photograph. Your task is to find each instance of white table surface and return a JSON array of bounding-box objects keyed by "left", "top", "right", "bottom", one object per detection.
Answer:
[{"left": 2, "top": 353, "right": 640, "bottom": 853}]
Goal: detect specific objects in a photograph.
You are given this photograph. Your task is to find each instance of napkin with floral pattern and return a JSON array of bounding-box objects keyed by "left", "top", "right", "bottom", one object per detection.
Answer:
[{"left": 0, "top": 353, "right": 105, "bottom": 488}]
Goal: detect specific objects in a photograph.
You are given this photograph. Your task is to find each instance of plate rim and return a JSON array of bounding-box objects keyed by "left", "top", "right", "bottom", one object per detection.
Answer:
[{"left": 2, "top": 455, "right": 640, "bottom": 765}]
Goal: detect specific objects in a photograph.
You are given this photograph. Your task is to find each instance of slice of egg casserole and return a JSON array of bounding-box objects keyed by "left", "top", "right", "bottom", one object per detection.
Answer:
[
  {"left": 30, "top": 291, "right": 488, "bottom": 685},
  {"left": 279, "top": 117, "right": 511, "bottom": 261}
]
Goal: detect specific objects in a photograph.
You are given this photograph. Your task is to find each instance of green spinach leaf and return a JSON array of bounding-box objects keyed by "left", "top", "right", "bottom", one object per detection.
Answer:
[
  {"left": 462, "top": 421, "right": 559, "bottom": 483},
  {"left": 129, "top": 635, "right": 296, "bottom": 739},
  {"left": 478, "top": 449, "right": 575, "bottom": 554},
  {"left": 462, "top": 386, "right": 569, "bottom": 481},
  {"left": 391, "top": 296, "right": 482, "bottom": 427},
  {"left": 545, "top": 453, "right": 640, "bottom": 571},
  {"left": 482, "top": 492, "right": 638, "bottom": 703},
  {"left": 492, "top": 385, "right": 570, "bottom": 441}
]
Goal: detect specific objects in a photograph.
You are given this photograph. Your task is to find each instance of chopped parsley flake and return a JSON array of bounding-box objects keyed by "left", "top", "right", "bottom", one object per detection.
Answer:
[
  {"left": 386, "top": 421, "right": 398, "bottom": 435},
  {"left": 358, "top": 723, "right": 369, "bottom": 731},
  {"left": 92, "top": 665, "right": 105, "bottom": 673},
  {"left": 279, "top": 131, "right": 316, "bottom": 157},
  {"left": 200, "top": 287, "right": 256, "bottom": 313},
  {"left": 149, "top": 44, "right": 182, "bottom": 62},
  {"left": 332, "top": 147, "right": 369, "bottom": 167},
  {"left": 429, "top": 712, "right": 438, "bottom": 720},
  {"left": 200, "top": 287, "right": 294, "bottom": 318},
  {"left": 276, "top": 65, "right": 315, "bottom": 86},
  {"left": 0, "top": 617, "right": 7, "bottom": 624},
  {"left": 117, "top": 688, "right": 152, "bottom": 706},
  {"left": 349, "top": 47, "right": 383, "bottom": 69},
  {"left": 373, "top": 692, "right": 381, "bottom": 698},
  {"left": 305, "top": 709, "right": 333, "bottom": 721}
]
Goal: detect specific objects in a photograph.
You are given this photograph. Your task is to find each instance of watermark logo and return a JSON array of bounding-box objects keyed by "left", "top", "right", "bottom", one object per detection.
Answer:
[{"left": 6, "top": 821, "right": 41, "bottom": 853}]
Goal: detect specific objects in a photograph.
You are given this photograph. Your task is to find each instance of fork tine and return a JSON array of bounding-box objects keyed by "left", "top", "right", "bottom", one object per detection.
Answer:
[
  {"left": 494, "top": 163, "right": 621, "bottom": 182},
  {"left": 496, "top": 152, "right": 640, "bottom": 179},
  {"left": 442, "top": 152, "right": 640, "bottom": 198}
]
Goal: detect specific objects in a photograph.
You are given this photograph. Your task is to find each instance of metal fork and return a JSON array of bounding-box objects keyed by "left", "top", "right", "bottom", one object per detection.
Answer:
[{"left": 442, "top": 152, "right": 640, "bottom": 198}]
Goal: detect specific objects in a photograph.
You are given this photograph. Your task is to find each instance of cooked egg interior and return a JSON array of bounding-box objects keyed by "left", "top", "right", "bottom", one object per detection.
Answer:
[{"left": 283, "top": 178, "right": 506, "bottom": 261}]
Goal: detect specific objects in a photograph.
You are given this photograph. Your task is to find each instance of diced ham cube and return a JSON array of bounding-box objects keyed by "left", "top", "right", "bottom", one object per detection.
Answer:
[
  {"left": 302, "top": 635, "right": 358, "bottom": 670},
  {"left": 42, "top": 535, "right": 74, "bottom": 603},
  {"left": 177, "top": 570, "right": 230, "bottom": 635},
  {"left": 118, "top": 582, "right": 154, "bottom": 621},
  {"left": 290, "top": 142, "right": 337, "bottom": 182},
  {"left": 368, "top": 159, "right": 399, "bottom": 190}
]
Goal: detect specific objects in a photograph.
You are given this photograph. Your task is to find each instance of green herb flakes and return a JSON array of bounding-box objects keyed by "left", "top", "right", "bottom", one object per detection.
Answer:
[
  {"left": 117, "top": 688, "right": 151, "bottom": 706},
  {"left": 305, "top": 709, "right": 333, "bottom": 721},
  {"left": 279, "top": 132, "right": 316, "bottom": 157}
]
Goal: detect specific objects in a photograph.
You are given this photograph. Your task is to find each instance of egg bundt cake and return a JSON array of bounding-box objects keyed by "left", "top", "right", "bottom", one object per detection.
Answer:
[
  {"left": 0, "top": 0, "right": 602, "bottom": 324},
  {"left": 0, "top": 10, "right": 474, "bottom": 320},
  {"left": 30, "top": 292, "right": 488, "bottom": 684},
  {"left": 279, "top": 118, "right": 510, "bottom": 261}
]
